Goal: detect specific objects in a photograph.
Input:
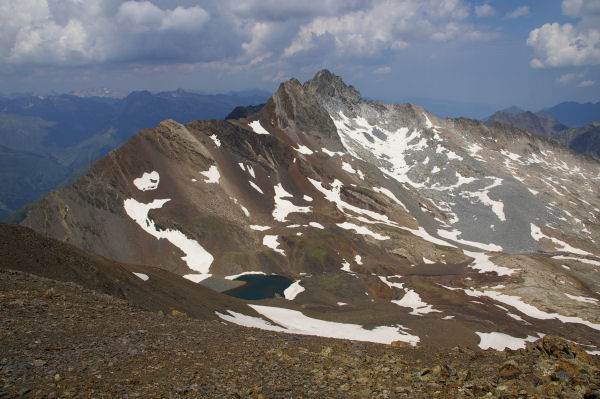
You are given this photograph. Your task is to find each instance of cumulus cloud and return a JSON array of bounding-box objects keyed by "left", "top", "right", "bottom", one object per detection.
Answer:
[
  {"left": 527, "top": 0, "right": 600, "bottom": 68},
  {"left": 505, "top": 6, "right": 530, "bottom": 19},
  {"left": 556, "top": 72, "right": 584, "bottom": 84},
  {"left": 527, "top": 22, "right": 600, "bottom": 68},
  {"left": 0, "top": 0, "right": 213, "bottom": 65},
  {"left": 475, "top": 4, "right": 495, "bottom": 18},
  {"left": 117, "top": 1, "right": 209, "bottom": 32},
  {"left": 284, "top": 0, "right": 492, "bottom": 58},
  {"left": 0, "top": 0, "right": 497, "bottom": 73}
]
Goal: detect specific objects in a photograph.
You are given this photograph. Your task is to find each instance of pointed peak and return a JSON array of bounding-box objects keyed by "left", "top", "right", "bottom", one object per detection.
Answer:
[{"left": 304, "top": 69, "right": 361, "bottom": 102}]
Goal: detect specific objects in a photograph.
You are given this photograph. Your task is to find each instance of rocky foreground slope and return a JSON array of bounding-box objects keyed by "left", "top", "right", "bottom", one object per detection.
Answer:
[
  {"left": 18, "top": 70, "right": 600, "bottom": 351},
  {"left": 1, "top": 269, "right": 599, "bottom": 398}
]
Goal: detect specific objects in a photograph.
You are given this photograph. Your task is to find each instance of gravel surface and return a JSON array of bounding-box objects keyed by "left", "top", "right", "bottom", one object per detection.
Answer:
[{"left": 1, "top": 269, "right": 599, "bottom": 398}]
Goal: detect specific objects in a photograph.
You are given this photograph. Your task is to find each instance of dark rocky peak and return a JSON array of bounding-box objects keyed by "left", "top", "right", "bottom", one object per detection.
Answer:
[
  {"left": 257, "top": 75, "right": 343, "bottom": 150},
  {"left": 304, "top": 69, "right": 362, "bottom": 103}
]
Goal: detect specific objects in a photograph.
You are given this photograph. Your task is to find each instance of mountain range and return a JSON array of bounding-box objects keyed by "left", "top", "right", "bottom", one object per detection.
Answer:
[
  {"left": 0, "top": 89, "right": 270, "bottom": 220},
  {"left": 485, "top": 108, "right": 600, "bottom": 159},
  {"left": 16, "top": 70, "right": 600, "bottom": 351}
]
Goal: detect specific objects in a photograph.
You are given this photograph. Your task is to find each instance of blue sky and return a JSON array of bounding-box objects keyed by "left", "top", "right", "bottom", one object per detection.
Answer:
[{"left": 1, "top": 0, "right": 599, "bottom": 116}]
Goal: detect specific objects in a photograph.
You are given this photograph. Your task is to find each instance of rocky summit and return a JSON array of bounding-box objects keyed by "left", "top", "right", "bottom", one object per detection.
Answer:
[{"left": 16, "top": 70, "right": 600, "bottom": 358}]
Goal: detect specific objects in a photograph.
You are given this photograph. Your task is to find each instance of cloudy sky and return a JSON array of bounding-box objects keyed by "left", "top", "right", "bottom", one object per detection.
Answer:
[{"left": 1, "top": 0, "right": 599, "bottom": 114}]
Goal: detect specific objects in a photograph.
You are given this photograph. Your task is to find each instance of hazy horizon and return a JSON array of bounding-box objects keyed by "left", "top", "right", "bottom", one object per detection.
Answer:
[{"left": 1, "top": 0, "right": 599, "bottom": 114}]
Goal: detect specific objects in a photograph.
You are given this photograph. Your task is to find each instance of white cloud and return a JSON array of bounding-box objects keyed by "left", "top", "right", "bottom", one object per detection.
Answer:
[
  {"left": 0, "top": 0, "right": 212, "bottom": 65},
  {"left": 562, "top": 0, "right": 600, "bottom": 19},
  {"left": 527, "top": 0, "right": 600, "bottom": 68},
  {"left": 117, "top": 2, "right": 209, "bottom": 33},
  {"left": 577, "top": 79, "right": 596, "bottom": 87},
  {"left": 556, "top": 72, "right": 584, "bottom": 84},
  {"left": 284, "top": 0, "right": 492, "bottom": 57},
  {"left": 527, "top": 22, "right": 600, "bottom": 68},
  {"left": 374, "top": 65, "right": 392, "bottom": 74},
  {"left": 475, "top": 4, "right": 495, "bottom": 18},
  {"left": 505, "top": 6, "right": 530, "bottom": 19}
]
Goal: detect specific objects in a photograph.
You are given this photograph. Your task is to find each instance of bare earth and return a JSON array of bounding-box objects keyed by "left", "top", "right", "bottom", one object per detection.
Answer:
[{"left": 1, "top": 269, "right": 598, "bottom": 399}]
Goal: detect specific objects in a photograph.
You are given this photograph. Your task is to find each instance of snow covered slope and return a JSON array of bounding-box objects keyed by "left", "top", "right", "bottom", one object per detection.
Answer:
[{"left": 20, "top": 70, "right": 600, "bottom": 350}]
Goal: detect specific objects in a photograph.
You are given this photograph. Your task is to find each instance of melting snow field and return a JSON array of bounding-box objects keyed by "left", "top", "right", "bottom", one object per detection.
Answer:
[
  {"left": 132, "top": 272, "right": 149, "bottom": 281},
  {"left": 249, "top": 181, "right": 264, "bottom": 194},
  {"left": 337, "top": 222, "right": 389, "bottom": 240},
  {"left": 217, "top": 305, "right": 420, "bottom": 345},
  {"left": 565, "top": 293, "right": 599, "bottom": 304},
  {"left": 124, "top": 197, "right": 214, "bottom": 278},
  {"left": 296, "top": 145, "right": 313, "bottom": 155},
  {"left": 201, "top": 165, "right": 220, "bottom": 184},
  {"left": 283, "top": 280, "right": 305, "bottom": 300},
  {"left": 263, "top": 235, "right": 285, "bottom": 255},
  {"left": 464, "top": 288, "right": 600, "bottom": 331},
  {"left": 463, "top": 251, "right": 516, "bottom": 276},
  {"left": 476, "top": 332, "right": 539, "bottom": 351},
  {"left": 393, "top": 290, "right": 441, "bottom": 316},
  {"left": 124, "top": 171, "right": 214, "bottom": 281},
  {"left": 133, "top": 171, "right": 160, "bottom": 191},
  {"left": 530, "top": 224, "right": 591, "bottom": 255},
  {"left": 272, "top": 183, "right": 311, "bottom": 222},
  {"left": 552, "top": 255, "right": 600, "bottom": 267},
  {"left": 438, "top": 229, "right": 502, "bottom": 252},
  {"left": 209, "top": 134, "right": 221, "bottom": 147},
  {"left": 248, "top": 120, "right": 270, "bottom": 135}
]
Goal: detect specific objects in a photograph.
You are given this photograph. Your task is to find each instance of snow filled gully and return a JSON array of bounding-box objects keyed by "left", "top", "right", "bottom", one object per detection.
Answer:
[{"left": 124, "top": 171, "right": 214, "bottom": 283}]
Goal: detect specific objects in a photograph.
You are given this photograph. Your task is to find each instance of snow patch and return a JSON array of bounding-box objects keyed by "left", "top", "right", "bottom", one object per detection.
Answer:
[
  {"left": 553, "top": 255, "right": 600, "bottom": 267},
  {"left": 530, "top": 224, "right": 591, "bottom": 255},
  {"left": 284, "top": 280, "right": 305, "bottom": 300},
  {"left": 250, "top": 225, "right": 271, "bottom": 231},
  {"left": 132, "top": 272, "right": 149, "bottom": 281},
  {"left": 296, "top": 145, "right": 313, "bottom": 155},
  {"left": 263, "top": 235, "right": 285, "bottom": 255},
  {"left": 438, "top": 229, "right": 503, "bottom": 252},
  {"left": 464, "top": 288, "right": 600, "bottom": 331},
  {"left": 272, "top": 183, "right": 311, "bottom": 222},
  {"left": 342, "top": 161, "right": 357, "bottom": 174},
  {"left": 393, "top": 289, "right": 441, "bottom": 316},
  {"left": 322, "top": 148, "right": 345, "bottom": 157},
  {"left": 209, "top": 134, "right": 221, "bottom": 147},
  {"left": 124, "top": 198, "right": 213, "bottom": 276},
  {"left": 249, "top": 120, "right": 269, "bottom": 135},
  {"left": 218, "top": 305, "right": 420, "bottom": 345},
  {"left": 133, "top": 171, "right": 160, "bottom": 191},
  {"left": 249, "top": 181, "right": 264, "bottom": 194},
  {"left": 565, "top": 293, "right": 598, "bottom": 304},
  {"left": 337, "top": 221, "right": 389, "bottom": 240},
  {"left": 372, "top": 187, "right": 408, "bottom": 212},
  {"left": 476, "top": 332, "right": 539, "bottom": 351},
  {"left": 464, "top": 250, "right": 516, "bottom": 276},
  {"left": 201, "top": 165, "right": 220, "bottom": 184},
  {"left": 309, "top": 222, "right": 324, "bottom": 229}
]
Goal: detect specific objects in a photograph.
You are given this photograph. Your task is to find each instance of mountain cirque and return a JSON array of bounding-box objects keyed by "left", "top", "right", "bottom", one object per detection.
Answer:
[{"left": 19, "top": 70, "right": 600, "bottom": 352}]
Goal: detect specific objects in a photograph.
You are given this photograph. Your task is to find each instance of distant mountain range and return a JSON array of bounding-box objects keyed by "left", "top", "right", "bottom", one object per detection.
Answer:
[
  {"left": 485, "top": 103, "right": 599, "bottom": 159},
  {"left": 540, "top": 101, "right": 600, "bottom": 128},
  {"left": 0, "top": 89, "right": 270, "bottom": 220}
]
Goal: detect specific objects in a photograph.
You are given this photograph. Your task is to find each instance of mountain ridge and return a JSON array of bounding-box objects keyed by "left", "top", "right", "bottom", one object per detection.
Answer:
[{"left": 18, "top": 70, "right": 600, "bottom": 350}]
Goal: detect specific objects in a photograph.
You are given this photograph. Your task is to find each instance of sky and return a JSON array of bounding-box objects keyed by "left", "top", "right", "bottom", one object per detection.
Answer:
[{"left": 0, "top": 0, "right": 599, "bottom": 116}]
